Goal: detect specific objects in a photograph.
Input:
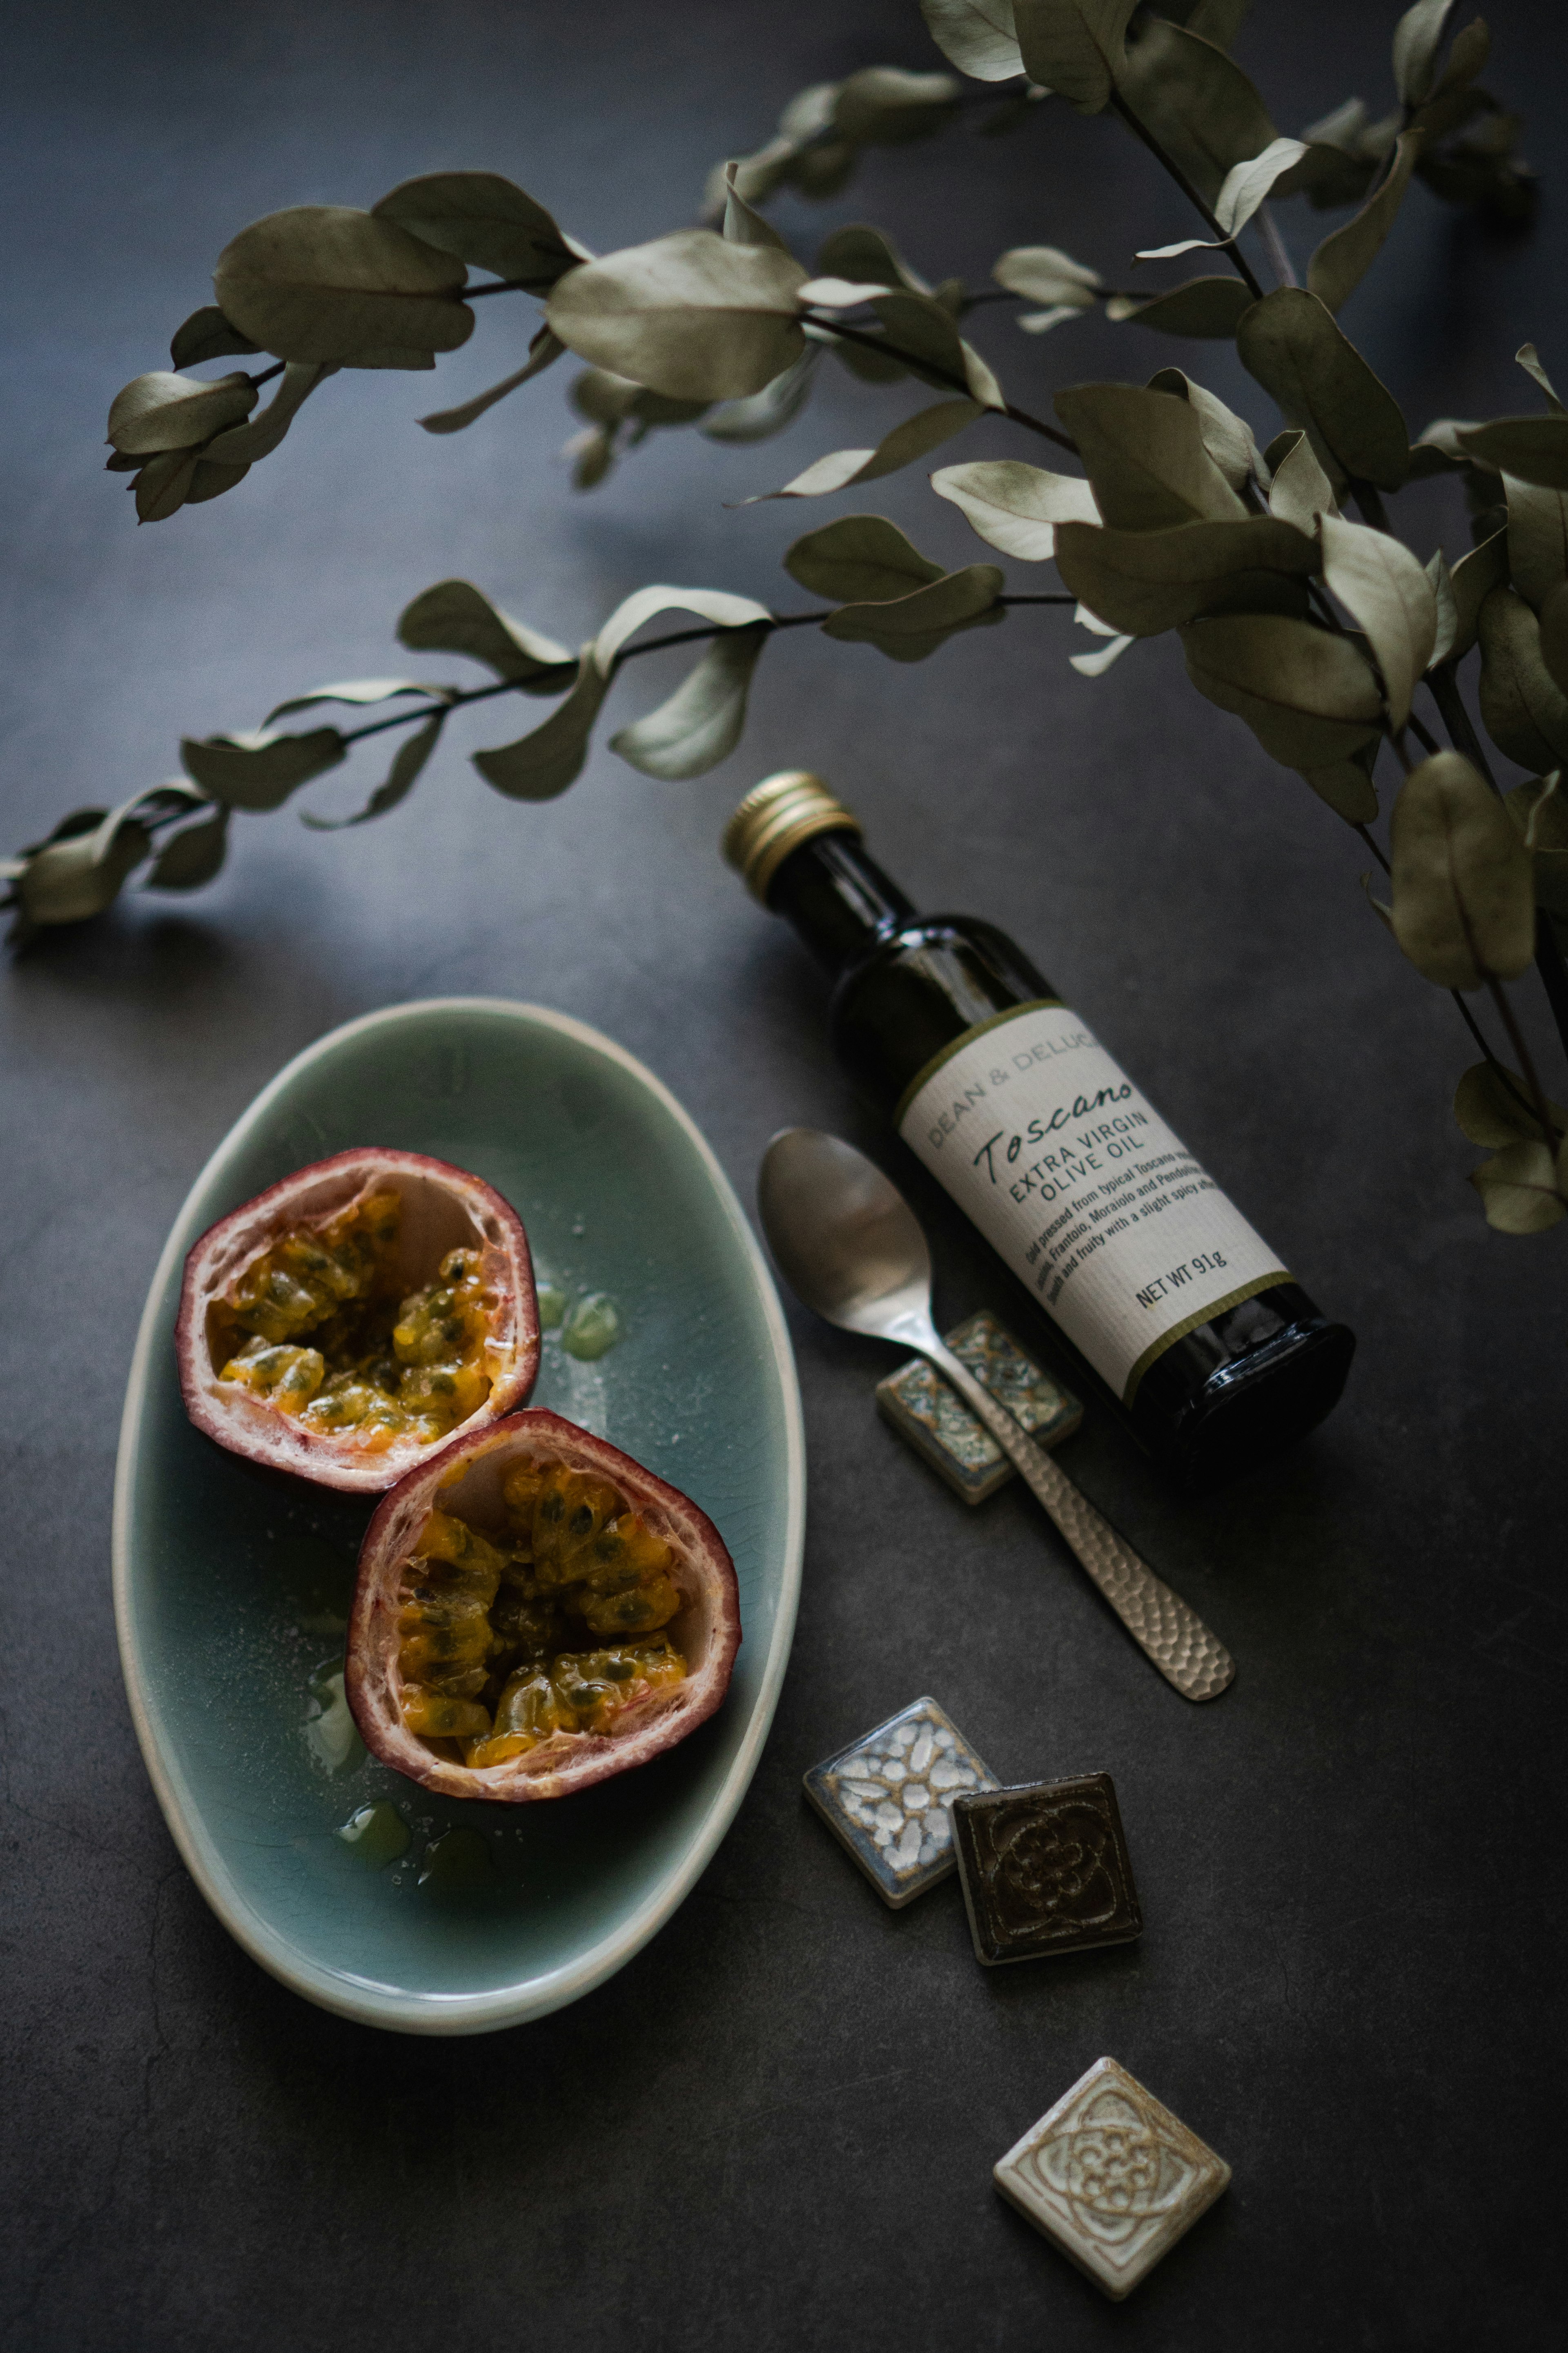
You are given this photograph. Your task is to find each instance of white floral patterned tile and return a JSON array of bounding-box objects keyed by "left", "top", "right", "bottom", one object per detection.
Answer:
[
  {"left": 802, "top": 1696, "right": 1000, "bottom": 1908},
  {"left": 993, "top": 2056, "right": 1230, "bottom": 2300}
]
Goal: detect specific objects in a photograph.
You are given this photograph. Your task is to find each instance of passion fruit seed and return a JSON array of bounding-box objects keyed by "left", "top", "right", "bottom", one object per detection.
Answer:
[
  {"left": 393, "top": 1457, "right": 688, "bottom": 1766},
  {"left": 217, "top": 1195, "right": 494, "bottom": 1453},
  {"left": 560, "top": 1291, "right": 621, "bottom": 1361}
]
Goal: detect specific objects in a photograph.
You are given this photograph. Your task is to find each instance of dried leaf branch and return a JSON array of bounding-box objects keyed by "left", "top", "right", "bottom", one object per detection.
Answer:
[{"left": 9, "top": 0, "right": 1566, "bottom": 1246}]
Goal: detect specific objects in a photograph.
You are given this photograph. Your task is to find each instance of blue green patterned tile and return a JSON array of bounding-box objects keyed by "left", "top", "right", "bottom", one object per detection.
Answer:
[{"left": 875, "top": 1309, "right": 1082, "bottom": 1504}]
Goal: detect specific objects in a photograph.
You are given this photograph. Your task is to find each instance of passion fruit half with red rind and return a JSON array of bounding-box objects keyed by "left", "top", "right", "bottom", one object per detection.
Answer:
[
  {"left": 345, "top": 1408, "right": 741, "bottom": 1801},
  {"left": 177, "top": 1149, "right": 538, "bottom": 1494}
]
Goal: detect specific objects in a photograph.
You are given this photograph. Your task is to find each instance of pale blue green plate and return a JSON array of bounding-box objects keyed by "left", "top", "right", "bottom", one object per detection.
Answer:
[{"left": 113, "top": 1000, "right": 804, "bottom": 2035}]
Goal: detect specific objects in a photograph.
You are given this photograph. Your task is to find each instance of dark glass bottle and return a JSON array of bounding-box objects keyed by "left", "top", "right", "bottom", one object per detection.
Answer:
[{"left": 725, "top": 773, "right": 1354, "bottom": 1492}]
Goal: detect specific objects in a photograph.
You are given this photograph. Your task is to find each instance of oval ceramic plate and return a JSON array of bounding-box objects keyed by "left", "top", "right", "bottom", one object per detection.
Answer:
[{"left": 114, "top": 1000, "right": 804, "bottom": 2035}]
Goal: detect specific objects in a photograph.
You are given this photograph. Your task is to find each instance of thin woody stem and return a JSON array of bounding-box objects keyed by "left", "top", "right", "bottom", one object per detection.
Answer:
[
  {"left": 1485, "top": 974, "right": 1564, "bottom": 1146},
  {"left": 1107, "top": 90, "right": 1267, "bottom": 301},
  {"left": 804, "top": 312, "right": 1079, "bottom": 454},
  {"left": 338, "top": 594, "right": 1078, "bottom": 747}
]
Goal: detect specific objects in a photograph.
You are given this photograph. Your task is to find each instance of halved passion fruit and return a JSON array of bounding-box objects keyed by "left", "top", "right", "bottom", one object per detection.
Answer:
[
  {"left": 345, "top": 1408, "right": 741, "bottom": 1801},
  {"left": 177, "top": 1149, "right": 538, "bottom": 1493}
]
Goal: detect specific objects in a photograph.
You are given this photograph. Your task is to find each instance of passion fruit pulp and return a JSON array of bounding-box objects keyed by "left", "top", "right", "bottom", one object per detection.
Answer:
[
  {"left": 178, "top": 1150, "right": 538, "bottom": 1493},
  {"left": 346, "top": 1408, "right": 741, "bottom": 1801}
]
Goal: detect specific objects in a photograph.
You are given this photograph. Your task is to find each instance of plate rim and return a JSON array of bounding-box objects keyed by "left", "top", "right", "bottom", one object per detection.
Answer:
[{"left": 112, "top": 996, "right": 806, "bottom": 2036}]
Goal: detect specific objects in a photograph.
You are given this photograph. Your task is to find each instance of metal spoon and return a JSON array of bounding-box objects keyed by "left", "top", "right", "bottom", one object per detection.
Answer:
[{"left": 757, "top": 1127, "right": 1234, "bottom": 1703}]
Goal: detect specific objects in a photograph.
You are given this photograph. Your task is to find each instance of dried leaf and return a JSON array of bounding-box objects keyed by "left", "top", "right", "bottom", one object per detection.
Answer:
[
  {"left": 755, "top": 398, "right": 980, "bottom": 499},
  {"left": 417, "top": 327, "right": 565, "bottom": 435},
  {"left": 302, "top": 710, "right": 445, "bottom": 830},
  {"left": 107, "top": 370, "right": 258, "bottom": 456},
  {"left": 931, "top": 459, "right": 1099, "bottom": 560},
  {"left": 1181, "top": 612, "right": 1382, "bottom": 768},
  {"left": 864, "top": 290, "right": 1003, "bottom": 407},
  {"left": 1445, "top": 526, "right": 1508, "bottom": 664},
  {"left": 547, "top": 229, "right": 807, "bottom": 401},
  {"left": 700, "top": 349, "right": 820, "bottom": 444},
  {"left": 169, "top": 307, "right": 261, "bottom": 368},
  {"left": 265, "top": 679, "right": 449, "bottom": 724},
  {"left": 1105, "top": 278, "right": 1253, "bottom": 337},
  {"left": 185, "top": 458, "right": 251, "bottom": 506},
  {"left": 1016, "top": 0, "right": 1136, "bottom": 115},
  {"left": 397, "top": 579, "right": 575, "bottom": 688},
  {"left": 1477, "top": 585, "right": 1568, "bottom": 769},
  {"left": 1115, "top": 16, "right": 1276, "bottom": 200},
  {"left": 822, "top": 564, "right": 1005, "bottom": 661},
  {"left": 372, "top": 171, "right": 585, "bottom": 285},
  {"left": 1069, "top": 624, "right": 1135, "bottom": 676},
  {"left": 1136, "top": 137, "right": 1306, "bottom": 255},
  {"left": 1389, "top": 748, "right": 1535, "bottom": 986},
  {"left": 1302, "top": 747, "right": 1379, "bottom": 825},
  {"left": 920, "top": 0, "right": 1024, "bottom": 81},
  {"left": 1457, "top": 416, "right": 1568, "bottom": 488},
  {"left": 720, "top": 161, "right": 790, "bottom": 254},
  {"left": 1054, "top": 383, "right": 1245, "bottom": 529},
  {"left": 1406, "top": 416, "right": 1483, "bottom": 477},
  {"left": 1392, "top": 0, "right": 1458, "bottom": 108},
  {"left": 1237, "top": 286, "right": 1409, "bottom": 490},
  {"left": 784, "top": 514, "right": 944, "bottom": 603},
  {"left": 609, "top": 626, "right": 769, "bottom": 779},
  {"left": 1181, "top": 0, "right": 1252, "bottom": 45},
  {"left": 1515, "top": 342, "right": 1565, "bottom": 416},
  {"left": 472, "top": 650, "right": 609, "bottom": 801},
  {"left": 1267, "top": 428, "right": 1339, "bottom": 529},
  {"left": 1055, "top": 514, "right": 1319, "bottom": 635},
  {"left": 1318, "top": 513, "right": 1437, "bottom": 728},
  {"left": 180, "top": 726, "right": 347, "bottom": 811},
  {"left": 213, "top": 207, "right": 472, "bottom": 366},
  {"left": 1454, "top": 1059, "right": 1567, "bottom": 1148},
  {"left": 202, "top": 361, "right": 332, "bottom": 465},
  {"left": 816, "top": 223, "right": 929, "bottom": 298},
  {"left": 134, "top": 449, "right": 199, "bottom": 523},
  {"left": 832, "top": 68, "right": 961, "bottom": 145},
  {"left": 1306, "top": 131, "right": 1422, "bottom": 315},
  {"left": 1427, "top": 550, "right": 1459, "bottom": 668},
  {"left": 1468, "top": 1139, "right": 1566, "bottom": 1234},
  {"left": 594, "top": 585, "right": 771, "bottom": 673},
  {"left": 14, "top": 797, "right": 154, "bottom": 926},
  {"left": 146, "top": 805, "right": 229, "bottom": 888},
  {"left": 1503, "top": 471, "right": 1568, "bottom": 610},
  {"left": 1147, "top": 370, "right": 1267, "bottom": 493},
  {"left": 992, "top": 247, "right": 1101, "bottom": 308},
  {"left": 1506, "top": 770, "right": 1568, "bottom": 916}
]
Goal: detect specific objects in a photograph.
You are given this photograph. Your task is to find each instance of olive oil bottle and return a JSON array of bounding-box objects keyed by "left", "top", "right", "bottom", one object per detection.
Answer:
[{"left": 725, "top": 772, "right": 1354, "bottom": 1491}]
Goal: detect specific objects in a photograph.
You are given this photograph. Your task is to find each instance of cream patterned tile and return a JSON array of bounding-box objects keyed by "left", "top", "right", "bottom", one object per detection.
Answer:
[
  {"left": 993, "top": 2056, "right": 1230, "bottom": 2300},
  {"left": 803, "top": 1696, "right": 1000, "bottom": 1908}
]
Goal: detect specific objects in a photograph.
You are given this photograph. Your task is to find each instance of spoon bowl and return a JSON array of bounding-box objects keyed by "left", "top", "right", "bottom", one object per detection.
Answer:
[
  {"left": 756, "top": 1127, "right": 1234, "bottom": 1703},
  {"left": 757, "top": 1127, "right": 933, "bottom": 1338}
]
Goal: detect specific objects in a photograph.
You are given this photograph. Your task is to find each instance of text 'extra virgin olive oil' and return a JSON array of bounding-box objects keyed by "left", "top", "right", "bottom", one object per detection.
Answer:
[{"left": 725, "top": 772, "right": 1354, "bottom": 1492}]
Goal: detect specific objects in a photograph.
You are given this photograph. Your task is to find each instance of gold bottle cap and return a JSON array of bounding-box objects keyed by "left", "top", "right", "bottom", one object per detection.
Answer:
[{"left": 722, "top": 771, "right": 861, "bottom": 904}]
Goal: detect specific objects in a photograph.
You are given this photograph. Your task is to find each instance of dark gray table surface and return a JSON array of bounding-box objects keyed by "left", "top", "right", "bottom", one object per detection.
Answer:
[{"left": 4, "top": 4, "right": 1563, "bottom": 2346}]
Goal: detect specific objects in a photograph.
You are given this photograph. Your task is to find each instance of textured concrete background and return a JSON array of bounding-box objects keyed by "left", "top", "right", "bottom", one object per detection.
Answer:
[{"left": 2, "top": 3, "right": 1563, "bottom": 2345}]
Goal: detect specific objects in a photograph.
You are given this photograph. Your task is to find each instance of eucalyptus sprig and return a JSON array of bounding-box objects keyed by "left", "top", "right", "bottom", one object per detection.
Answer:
[{"left": 9, "top": 1, "right": 1568, "bottom": 1238}]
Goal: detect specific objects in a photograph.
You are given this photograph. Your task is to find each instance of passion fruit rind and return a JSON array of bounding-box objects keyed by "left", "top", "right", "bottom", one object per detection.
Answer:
[
  {"left": 177, "top": 1149, "right": 539, "bottom": 1495},
  {"left": 346, "top": 1408, "right": 742, "bottom": 1802}
]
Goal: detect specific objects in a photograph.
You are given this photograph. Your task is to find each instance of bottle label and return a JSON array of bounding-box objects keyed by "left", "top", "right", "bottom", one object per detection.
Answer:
[{"left": 895, "top": 1000, "right": 1290, "bottom": 1404}]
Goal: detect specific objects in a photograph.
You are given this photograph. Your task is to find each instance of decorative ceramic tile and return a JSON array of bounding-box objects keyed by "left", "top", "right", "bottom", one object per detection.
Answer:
[
  {"left": 875, "top": 1309, "right": 1082, "bottom": 1504},
  {"left": 993, "top": 2056, "right": 1230, "bottom": 2300},
  {"left": 803, "top": 1697, "right": 1001, "bottom": 1908},
  {"left": 951, "top": 1774, "right": 1141, "bottom": 1966}
]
